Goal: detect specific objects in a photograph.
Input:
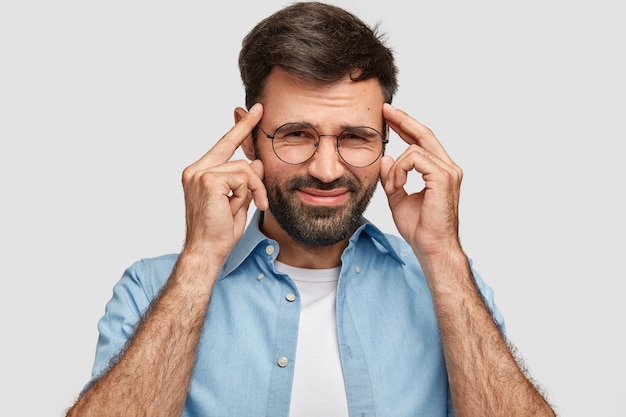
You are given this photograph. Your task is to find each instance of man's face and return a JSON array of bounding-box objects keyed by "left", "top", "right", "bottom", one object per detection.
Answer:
[{"left": 254, "top": 68, "right": 386, "bottom": 247}]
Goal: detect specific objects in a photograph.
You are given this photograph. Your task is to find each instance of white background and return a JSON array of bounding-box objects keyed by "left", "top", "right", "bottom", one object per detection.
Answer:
[{"left": 1, "top": 0, "right": 623, "bottom": 416}]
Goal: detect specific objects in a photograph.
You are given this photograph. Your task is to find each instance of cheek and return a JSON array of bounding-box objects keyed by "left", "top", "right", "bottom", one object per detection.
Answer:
[
  {"left": 262, "top": 161, "right": 301, "bottom": 186},
  {"left": 353, "top": 165, "right": 382, "bottom": 185}
]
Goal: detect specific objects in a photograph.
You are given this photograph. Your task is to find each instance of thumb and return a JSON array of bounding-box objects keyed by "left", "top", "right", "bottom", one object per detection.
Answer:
[
  {"left": 379, "top": 155, "right": 394, "bottom": 194},
  {"left": 249, "top": 159, "right": 268, "bottom": 210}
]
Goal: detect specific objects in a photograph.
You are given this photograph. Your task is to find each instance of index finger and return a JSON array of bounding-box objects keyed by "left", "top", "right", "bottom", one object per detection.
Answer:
[
  {"left": 195, "top": 103, "right": 264, "bottom": 169},
  {"left": 383, "top": 103, "right": 453, "bottom": 164}
]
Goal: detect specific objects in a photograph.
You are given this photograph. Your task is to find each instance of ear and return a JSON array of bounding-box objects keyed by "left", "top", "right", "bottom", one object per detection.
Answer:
[{"left": 234, "top": 106, "right": 257, "bottom": 160}]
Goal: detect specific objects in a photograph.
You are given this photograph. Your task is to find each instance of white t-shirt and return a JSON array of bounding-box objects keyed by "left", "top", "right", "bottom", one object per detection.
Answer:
[{"left": 275, "top": 261, "right": 349, "bottom": 417}]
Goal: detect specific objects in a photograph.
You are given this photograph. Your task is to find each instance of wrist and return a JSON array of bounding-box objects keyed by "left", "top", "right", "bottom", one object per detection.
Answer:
[
  {"left": 415, "top": 244, "right": 471, "bottom": 292},
  {"left": 172, "top": 249, "right": 225, "bottom": 292}
]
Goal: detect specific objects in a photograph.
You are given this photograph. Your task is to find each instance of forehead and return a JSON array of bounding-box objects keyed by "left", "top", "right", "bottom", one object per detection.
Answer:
[{"left": 261, "top": 68, "right": 385, "bottom": 127}]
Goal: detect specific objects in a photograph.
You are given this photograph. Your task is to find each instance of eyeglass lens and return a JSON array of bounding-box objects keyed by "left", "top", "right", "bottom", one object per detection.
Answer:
[{"left": 271, "top": 123, "right": 384, "bottom": 167}]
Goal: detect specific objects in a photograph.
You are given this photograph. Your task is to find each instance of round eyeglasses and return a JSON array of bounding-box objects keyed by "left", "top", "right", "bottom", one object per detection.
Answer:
[{"left": 258, "top": 122, "right": 388, "bottom": 168}]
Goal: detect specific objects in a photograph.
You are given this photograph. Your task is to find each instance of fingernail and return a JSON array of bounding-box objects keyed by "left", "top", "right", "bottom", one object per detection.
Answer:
[{"left": 249, "top": 103, "right": 261, "bottom": 114}]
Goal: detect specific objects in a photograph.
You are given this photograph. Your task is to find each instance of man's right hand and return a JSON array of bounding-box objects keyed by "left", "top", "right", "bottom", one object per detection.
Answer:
[
  {"left": 180, "top": 103, "right": 268, "bottom": 263},
  {"left": 64, "top": 107, "right": 269, "bottom": 417}
]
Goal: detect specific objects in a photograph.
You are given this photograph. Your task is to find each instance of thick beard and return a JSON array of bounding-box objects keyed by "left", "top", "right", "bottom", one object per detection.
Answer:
[{"left": 265, "top": 174, "right": 378, "bottom": 247}]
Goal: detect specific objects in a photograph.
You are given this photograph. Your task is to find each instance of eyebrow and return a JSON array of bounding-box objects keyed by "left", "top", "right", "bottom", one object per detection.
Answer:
[{"left": 280, "top": 121, "right": 382, "bottom": 132}]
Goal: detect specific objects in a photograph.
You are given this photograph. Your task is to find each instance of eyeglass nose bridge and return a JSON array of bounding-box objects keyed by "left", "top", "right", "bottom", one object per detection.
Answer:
[
  {"left": 260, "top": 123, "right": 386, "bottom": 167},
  {"left": 314, "top": 133, "right": 342, "bottom": 153},
  {"left": 313, "top": 133, "right": 384, "bottom": 168}
]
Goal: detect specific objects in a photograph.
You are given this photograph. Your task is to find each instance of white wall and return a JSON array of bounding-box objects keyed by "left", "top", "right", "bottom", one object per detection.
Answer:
[{"left": 1, "top": 1, "right": 622, "bottom": 416}]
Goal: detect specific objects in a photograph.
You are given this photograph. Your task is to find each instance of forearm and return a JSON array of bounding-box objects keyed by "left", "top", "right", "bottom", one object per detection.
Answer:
[
  {"left": 421, "top": 249, "right": 555, "bottom": 417},
  {"left": 66, "top": 252, "right": 220, "bottom": 417}
]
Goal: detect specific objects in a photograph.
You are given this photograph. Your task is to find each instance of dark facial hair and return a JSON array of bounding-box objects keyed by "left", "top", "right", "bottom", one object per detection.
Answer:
[{"left": 264, "top": 173, "right": 377, "bottom": 247}]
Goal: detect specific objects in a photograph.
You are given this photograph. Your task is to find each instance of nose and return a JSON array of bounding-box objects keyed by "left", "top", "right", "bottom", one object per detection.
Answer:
[{"left": 306, "top": 136, "right": 346, "bottom": 183}]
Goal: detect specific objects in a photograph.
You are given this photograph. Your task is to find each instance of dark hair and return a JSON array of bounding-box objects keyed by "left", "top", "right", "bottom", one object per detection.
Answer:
[{"left": 238, "top": 1, "right": 398, "bottom": 109}]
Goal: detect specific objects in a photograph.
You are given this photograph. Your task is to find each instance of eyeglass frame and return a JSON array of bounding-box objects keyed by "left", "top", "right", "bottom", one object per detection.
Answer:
[{"left": 256, "top": 122, "right": 389, "bottom": 168}]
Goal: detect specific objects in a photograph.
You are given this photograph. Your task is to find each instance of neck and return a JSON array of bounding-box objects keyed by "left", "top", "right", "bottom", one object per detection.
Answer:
[{"left": 260, "top": 211, "right": 349, "bottom": 269}]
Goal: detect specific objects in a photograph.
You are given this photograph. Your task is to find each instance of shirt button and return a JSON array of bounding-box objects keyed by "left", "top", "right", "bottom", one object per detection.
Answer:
[
  {"left": 355, "top": 266, "right": 361, "bottom": 274},
  {"left": 265, "top": 245, "right": 275, "bottom": 255},
  {"left": 257, "top": 273, "right": 265, "bottom": 281},
  {"left": 277, "top": 357, "right": 289, "bottom": 367},
  {"left": 285, "top": 293, "right": 296, "bottom": 302}
]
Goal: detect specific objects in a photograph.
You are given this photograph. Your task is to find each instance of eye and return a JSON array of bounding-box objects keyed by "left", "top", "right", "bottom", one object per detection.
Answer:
[
  {"left": 340, "top": 132, "right": 368, "bottom": 141},
  {"left": 275, "top": 124, "right": 317, "bottom": 142},
  {"left": 338, "top": 127, "right": 380, "bottom": 146},
  {"left": 285, "top": 130, "right": 311, "bottom": 138}
]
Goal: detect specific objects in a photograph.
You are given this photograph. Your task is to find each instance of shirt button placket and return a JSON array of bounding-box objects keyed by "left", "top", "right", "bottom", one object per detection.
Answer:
[{"left": 277, "top": 289, "right": 296, "bottom": 370}]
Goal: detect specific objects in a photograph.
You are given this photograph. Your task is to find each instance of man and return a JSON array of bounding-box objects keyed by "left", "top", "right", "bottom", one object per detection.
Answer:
[{"left": 66, "top": 2, "right": 555, "bottom": 416}]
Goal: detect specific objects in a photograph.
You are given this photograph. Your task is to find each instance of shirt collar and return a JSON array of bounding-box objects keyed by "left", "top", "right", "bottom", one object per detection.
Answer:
[
  {"left": 219, "top": 210, "right": 272, "bottom": 279},
  {"left": 219, "top": 210, "right": 405, "bottom": 279},
  {"left": 348, "top": 218, "right": 406, "bottom": 266}
]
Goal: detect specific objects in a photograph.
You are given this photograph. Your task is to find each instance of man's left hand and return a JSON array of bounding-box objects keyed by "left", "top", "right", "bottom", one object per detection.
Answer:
[{"left": 380, "top": 103, "right": 464, "bottom": 262}]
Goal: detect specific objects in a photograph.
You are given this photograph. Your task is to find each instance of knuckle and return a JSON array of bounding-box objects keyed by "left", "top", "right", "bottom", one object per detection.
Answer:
[
  {"left": 231, "top": 159, "right": 250, "bottom": 170},
  {"left": 422, "top": 125, "right": 435, "bottom": 136},
  {"left": 181, "top": 165, "right": 196, "bottom": 184}
]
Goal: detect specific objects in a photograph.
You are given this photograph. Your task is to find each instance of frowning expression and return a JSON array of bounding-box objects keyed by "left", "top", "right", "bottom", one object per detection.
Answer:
[{"left": 252, "top": 68, "right": 386, "bottom": 246}]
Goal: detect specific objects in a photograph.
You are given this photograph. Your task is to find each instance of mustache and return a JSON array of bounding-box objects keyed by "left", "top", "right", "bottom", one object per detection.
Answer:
[{"left": 284, "top": 175, "right": 359, "bottom": 192}]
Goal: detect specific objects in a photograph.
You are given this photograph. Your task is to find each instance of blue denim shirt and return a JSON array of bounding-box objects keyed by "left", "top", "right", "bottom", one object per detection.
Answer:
[{"left": 91, "top": 211, "right": 504, "bottom": 417}]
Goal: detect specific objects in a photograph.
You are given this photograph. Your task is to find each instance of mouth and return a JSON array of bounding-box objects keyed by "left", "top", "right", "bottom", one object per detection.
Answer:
[{"left": 296, "top": 187, "right": 351, "bottom": 206}]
